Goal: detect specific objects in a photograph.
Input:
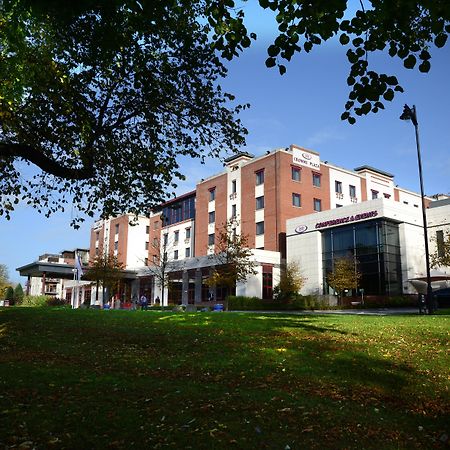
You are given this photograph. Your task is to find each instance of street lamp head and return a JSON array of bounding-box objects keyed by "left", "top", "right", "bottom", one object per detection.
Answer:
[{"left": 400, "top": 104, "right": 418, "bottom": 126}]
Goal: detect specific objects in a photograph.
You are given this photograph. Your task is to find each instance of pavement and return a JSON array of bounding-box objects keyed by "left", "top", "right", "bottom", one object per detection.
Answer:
[{"left": 233, "top": 307, "right": 421, "bottom": 316}]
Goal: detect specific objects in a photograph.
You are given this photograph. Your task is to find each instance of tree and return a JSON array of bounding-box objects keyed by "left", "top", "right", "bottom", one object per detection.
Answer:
[
  {"left": 274, "top": 261, "right": 306, "bottom": 303},
  {"left": 5, "top": 286, "right": 14, "bottom": 303},
  {"left": 431, "top": 230, "right": 450, "bottom": 268},
  {"left": 86, "top": 253, "right": 124, "bottom": 305},
  {"left": 14, "top": 283, "right": 24, "bottom": 304},
  {"left": 143, "top": 234, "right": 183, "bottom": 307},
  {"left": 0, "top": 264, "right": 10, "bottom": 298},
  {"left": 1, "top": 1, "right": 448, "bottom": 225},
  {"left": 0, "top": 0, "right": 246, "bottom": 226},
  {"left": 327, "top": 257, "right": 362, "bottom": 304},
  {"left": 209, "top": 0, "right": 450, "bottom": 123},
  {"left": 206, "top": 220, "right": 257, "bottom": 297}
]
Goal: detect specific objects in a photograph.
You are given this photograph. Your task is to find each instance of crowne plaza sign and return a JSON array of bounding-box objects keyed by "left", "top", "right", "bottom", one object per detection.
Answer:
[
  {"left": 315, "top": 210, "right": 378, "bottom": 229},
  {"left": 292, "top": 148, "right": 320, "bottom": 170}
]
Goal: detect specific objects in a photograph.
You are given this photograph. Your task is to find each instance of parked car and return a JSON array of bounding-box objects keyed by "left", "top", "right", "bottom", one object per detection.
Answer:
[{"left": 432, "top": 288, "right": 450, "bottom": 308}]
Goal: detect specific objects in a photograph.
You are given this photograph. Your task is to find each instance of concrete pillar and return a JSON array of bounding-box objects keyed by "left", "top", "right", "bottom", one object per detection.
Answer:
[
  {"left": 41, "top": 271, "right": 46, "bottom": 295},
  {"left": 195, "top": 269, "right": 202, "bottom": 303},
  {"left": 181, "top": 271, "right": 189, "bottom": 305}
]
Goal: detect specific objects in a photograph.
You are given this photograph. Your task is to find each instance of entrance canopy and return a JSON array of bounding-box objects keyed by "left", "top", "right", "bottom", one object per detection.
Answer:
[{"left": 408, "top": 270, "right": 450, "bottom": 293}]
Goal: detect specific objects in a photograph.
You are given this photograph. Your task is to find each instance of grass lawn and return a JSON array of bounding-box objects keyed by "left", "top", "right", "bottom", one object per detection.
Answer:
[{"left": 0, "top": 308, "right": 448, "bottom": 449}]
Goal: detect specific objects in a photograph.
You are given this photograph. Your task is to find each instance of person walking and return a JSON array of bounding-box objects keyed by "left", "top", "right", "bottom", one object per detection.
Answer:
[{"left": 140, "top": 293, "right": 148, "bottom": 311}]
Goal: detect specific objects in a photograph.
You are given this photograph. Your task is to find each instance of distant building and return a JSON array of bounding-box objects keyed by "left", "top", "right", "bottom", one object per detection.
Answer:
[
  {"left": 17, "top": 249, "right": 90, "bottom": 303},
  {"left": 17, "top": 145, "right": 450, "bottom": 306}
]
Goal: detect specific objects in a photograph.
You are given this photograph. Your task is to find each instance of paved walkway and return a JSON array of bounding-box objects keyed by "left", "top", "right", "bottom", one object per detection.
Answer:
[{"left": 233, "top": 307, "right": 420, "bottom": 316}]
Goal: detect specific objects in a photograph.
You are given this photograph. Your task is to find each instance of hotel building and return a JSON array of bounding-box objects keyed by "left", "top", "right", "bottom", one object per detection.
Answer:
[{"left": 18, "top": 145, "right": 450, "bottom": 305}]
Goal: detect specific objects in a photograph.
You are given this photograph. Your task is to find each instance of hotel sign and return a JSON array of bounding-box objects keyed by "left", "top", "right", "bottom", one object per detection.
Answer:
[
  {"left": 315, "top": 210, "right": 378, "bottom": 229},
  {"left": 292, "top": 148, "right": 321, "bottom": 170}
]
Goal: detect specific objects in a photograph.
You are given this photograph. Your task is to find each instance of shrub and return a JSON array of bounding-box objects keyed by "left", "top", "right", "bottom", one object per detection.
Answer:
[
  {"left": 21, "top": 295, "right": 50, "bottom": 307},
  {"left": 227, "top": 296, "right": 266, "bottom": 311},
  {"left": 45, "top": 297, "right": 68, "bottom": 307},
  {"left": 14, "top": 284, "right": 24, "bottom": 304}
]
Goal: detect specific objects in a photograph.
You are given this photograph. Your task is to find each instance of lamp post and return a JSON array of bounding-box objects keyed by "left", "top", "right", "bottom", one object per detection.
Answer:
[{"left": 400, "top": 104, "right": 434, "bottom": 313}]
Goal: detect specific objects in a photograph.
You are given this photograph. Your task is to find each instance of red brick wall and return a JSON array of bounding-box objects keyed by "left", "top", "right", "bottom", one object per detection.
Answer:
[
  {"left": 148, "top": 215, "right": 162, "bottom": 263},
  {"left": 195, "top": 174, "right": 227, "bottom": 256},
  {"left": 89, "top": 226, "right": 104, "bottom": 262},
  {"left": 108, "top": 216, "right": 129, "bottom": 266},
  {"left": 240, "top": 151, "right": 331, "bottom": 252}
]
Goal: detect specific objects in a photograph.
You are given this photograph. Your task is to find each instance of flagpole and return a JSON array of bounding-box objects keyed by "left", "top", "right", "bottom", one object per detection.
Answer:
[{"left": 71, "top": 267, "right": 76, "bottom": 309}]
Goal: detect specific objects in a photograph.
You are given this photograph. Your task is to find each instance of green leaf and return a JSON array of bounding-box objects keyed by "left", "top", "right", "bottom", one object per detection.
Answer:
[
  {"left": 435, "top": 34, "right": 447, "bottom": 48},
  {"left": 403, "top": 54, "right": 416, "bottom": 69},
  {"left": 418, "top": 60, "right": 430, "bottom": 73},
  {"left": 339, "top": 33, "right": 350, "bottom": 45},
  {"left": 383, "top": 88, "right": 394, "bottom": 101},
  {"left": 278, "top": 64, "right": 286, "bottom": 75},
  {"left": 265, "top": 57, "right": 276, "bottom": 68},
  {"left": 267, "top": 44, "right": 279, "bottom": 57}
]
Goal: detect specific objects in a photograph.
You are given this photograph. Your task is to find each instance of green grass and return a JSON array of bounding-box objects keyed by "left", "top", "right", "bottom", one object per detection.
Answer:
[{"left": 0, "top": 308, "right": 448, "bottom": 449}]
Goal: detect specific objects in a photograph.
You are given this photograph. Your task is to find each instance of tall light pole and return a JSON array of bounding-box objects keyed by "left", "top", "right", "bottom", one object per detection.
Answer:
[{"left": 400, "top": 104, "right": 434, "bottom": 313}]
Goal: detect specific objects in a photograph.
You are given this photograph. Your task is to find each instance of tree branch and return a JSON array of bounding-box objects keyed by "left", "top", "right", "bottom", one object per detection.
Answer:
[{"left": 0, "top": 143, "right": 94, "bottom": 180}]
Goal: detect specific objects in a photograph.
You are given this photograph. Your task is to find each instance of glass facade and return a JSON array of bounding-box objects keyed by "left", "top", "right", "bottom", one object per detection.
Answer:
[
  {"left": 162, "top": 195, "right": 195, "bottom": 227},
  {"left": 322, "top": 219, "right": 402, "bottom": 295}
]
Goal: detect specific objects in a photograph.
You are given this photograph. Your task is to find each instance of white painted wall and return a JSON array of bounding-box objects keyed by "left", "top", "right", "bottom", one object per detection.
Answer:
[
  {"left": 286, "top": 198, "right": 430, "bottom": 295},
  {"left": 327, "top": 166, "right": 362, "bottom": 208},
  {"left": 126, "top": 216, "right": 149, "bottom": 269}
]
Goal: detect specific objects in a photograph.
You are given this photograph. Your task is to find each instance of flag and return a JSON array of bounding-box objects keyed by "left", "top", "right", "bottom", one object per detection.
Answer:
[{"left": 75, "top": 253, "right": 84, "bottom": 281}]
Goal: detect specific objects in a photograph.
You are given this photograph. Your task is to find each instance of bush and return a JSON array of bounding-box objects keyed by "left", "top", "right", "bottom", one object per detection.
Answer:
[
  {"left": 21, "top": 295, "right": 50, "bottom": 307},
  {"left": 227, "top": 296, "right": 266, "bottom": 311},
  {"left": 20, "top": 296, "right": 69, "bottom": 307},
  {"left": 227, "top": 295, "right": 333, "bottom": 311},
  {"left": 45, "top": 297, "right": 68, "bottom": 307}
]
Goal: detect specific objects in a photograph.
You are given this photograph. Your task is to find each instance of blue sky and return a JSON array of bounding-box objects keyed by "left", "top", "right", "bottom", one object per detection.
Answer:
[{"left": 1, "top": 7, "right": 449, "bottom": 284}]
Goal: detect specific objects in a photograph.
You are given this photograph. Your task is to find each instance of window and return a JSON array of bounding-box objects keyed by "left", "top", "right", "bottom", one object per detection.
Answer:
[
  {"left": 255, "top": 196, "right": 264, "bottom": 210},
  {"left": 144, "top": 257, "right": 148, "bottom": 266},
  {"left": 153, "top": 237, "right": 158, "bottom": 247},
  {"left": 349, "top": 185, "right": 356, "bottom": 198},
  {"left": 114, "top": 241, "right": 118, "bottom": 250},
  {"left": 174, "top": 250, "right": 178, "bottom": 260},
  {"left": 209, "top": 211, "right": 215, "bottom": 224},
  {"left": 185, "top": 247, "right": 191, "bottom": 258},
  {"left": 185, "top": 227, "right": 191, "bottom": 239},
  {"left": 115, "top": 224, "right": 119, "bottom": 234},
  {"left": 95, "top": 248, "right": 99, "bottom": 256},
  {"left": 403, "top": 201, "right": 409, "bottom": 205},
  {"left": 312, "top": 173, "right": 321, "bottom": 187},
  {"left": 262, "top": 265, "right": 273, "bottom": 300},
  {"left": 336, "top": 204, "right": 343, "bottom": 208},
  {"left": 208, "top": 233, "right": 215, "bottom": 246},
  {"left": 292, "top": 193, "right": 301, "bottom": 207},
  {"left": 371, "top": 190, "right": 378, "bottom": 199},
  {"left": 95, "top": 231, "right": 100, "bottom": 241},
  {"left": 437, "top": 230, "right": 445, "bottom": 257},
  {"left": 383, "top": 193, "right": 391, "bottom": 199},
  {"left": 231, "top": 179, "right": 237, "bottom": 194},
  {"left": 314, "top": 198, "right": 322, "bottom": 212},
  {"left": 255, "top": 169, "right": 264, "bottom": 185},
  {"left": 174, "top": 230, "right": 179, "bottom": 243},
  {"left": 153, "top": 255, "right": 158, "bottom": 264},
  {"left": 231, "top": 204, "right": 237, "bottom": 218},
  {"left": 163, "top": 234, "right": 168, "bottom": 245},
  {"left": 145, "top": 226, "right": 149, "bottom": 234},
  {"left": 154, "top": 221, "right": 159, "bottom": 230},
  {"left": 209, "top": 188, "right": 216, "bottom": 201},
  {"left": 256, "top": 221, "right": 264, "bottom": 235},
  {"left": 291, "top": 166, "right": 301, "bottom": 181},
  {"left": 335, "top": 181, "right": 342, "bottom": 194},
  {"left": 145, "top": 241, "right": 149, "bottom": 250}
]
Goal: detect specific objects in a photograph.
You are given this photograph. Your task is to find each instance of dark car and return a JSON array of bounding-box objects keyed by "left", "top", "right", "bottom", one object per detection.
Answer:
[{"left": 432, "top": 288, "right": 450, "bottom": 308}]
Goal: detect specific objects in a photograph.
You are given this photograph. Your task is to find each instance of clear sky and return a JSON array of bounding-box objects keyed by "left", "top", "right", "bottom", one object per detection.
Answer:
[{"left": 1, "top": 6, "right": 449, "bottom": 284}]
